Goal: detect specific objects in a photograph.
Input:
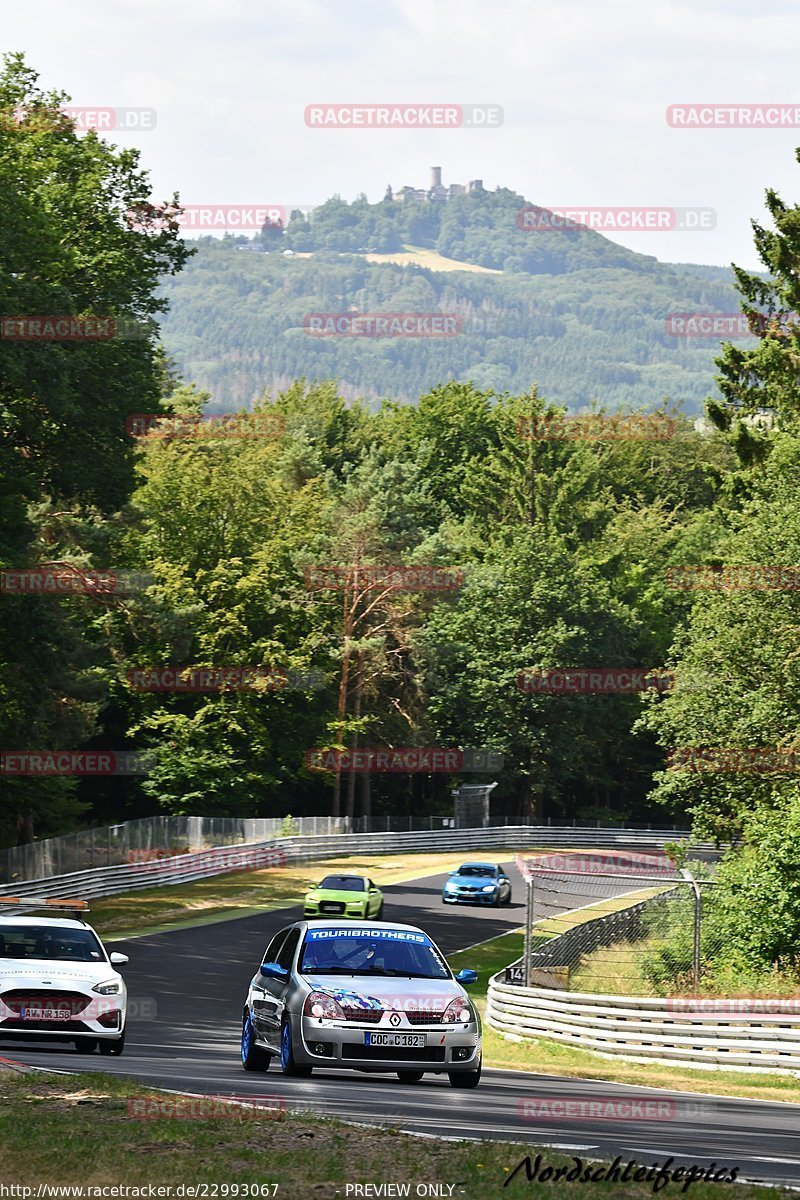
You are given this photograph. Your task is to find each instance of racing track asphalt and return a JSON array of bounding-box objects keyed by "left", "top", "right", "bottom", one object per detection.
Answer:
[{"left": 4, "top": 860, "right": 800, "bottom": 1188}]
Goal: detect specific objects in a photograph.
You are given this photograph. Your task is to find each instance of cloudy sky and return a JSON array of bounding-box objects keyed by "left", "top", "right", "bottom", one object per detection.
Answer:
[{"left": 4, "top": 0, "right": 800, "bottom": 268}]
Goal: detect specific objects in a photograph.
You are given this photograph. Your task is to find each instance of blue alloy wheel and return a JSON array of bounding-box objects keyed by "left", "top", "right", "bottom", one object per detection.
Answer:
[{"left": 241, "top": 1011, "right": 270, "bottom": 1072}]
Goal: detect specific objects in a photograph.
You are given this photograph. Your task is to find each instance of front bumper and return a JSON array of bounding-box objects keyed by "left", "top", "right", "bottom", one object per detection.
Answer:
[
  {"left": 443, "top": 891, "right": 498, "bottom": 905},
  {"left": 304, "top": 900, "right": 370, "bottom": 919},
  {"left": 296, "top": 1014, "right": 481, "bottom": 1072},
  {"left": 0, "top": 990, "right": 126, "bottom": 1041}
]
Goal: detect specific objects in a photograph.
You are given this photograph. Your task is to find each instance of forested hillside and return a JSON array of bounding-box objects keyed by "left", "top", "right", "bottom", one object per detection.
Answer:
[{"left": 157, "top": 191, "right": 743, "bottom": 410}]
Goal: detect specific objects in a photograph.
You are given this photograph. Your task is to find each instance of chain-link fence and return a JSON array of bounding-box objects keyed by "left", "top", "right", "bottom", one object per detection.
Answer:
[
  {"left": 514, "top": 852, "right": 722, "bottom": 995},
  {"left": 0, "top": 814, "right": 349, "bottom": 884}
]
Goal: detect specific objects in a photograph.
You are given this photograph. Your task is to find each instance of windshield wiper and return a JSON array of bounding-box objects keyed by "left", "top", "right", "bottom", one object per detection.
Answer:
[
  {"left": 354, "top": 968, "right": 443, "bottom": 979},
  {"left": 302, "top": 966, "right": 359, "bottom": 974}
]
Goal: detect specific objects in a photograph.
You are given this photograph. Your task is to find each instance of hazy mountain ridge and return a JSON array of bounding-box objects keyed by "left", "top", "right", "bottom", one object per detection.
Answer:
[{"left": 157, "top": 190, "right": 742, "bottom": 411}]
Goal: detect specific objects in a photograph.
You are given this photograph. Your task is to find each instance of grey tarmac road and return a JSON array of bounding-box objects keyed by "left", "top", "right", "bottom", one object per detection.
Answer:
[{"left": 3, "top": 860, "right": 800, "bottom": 1188}]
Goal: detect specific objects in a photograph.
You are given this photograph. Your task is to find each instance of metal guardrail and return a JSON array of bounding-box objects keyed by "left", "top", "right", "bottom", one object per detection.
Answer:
[
  {"left": 0, "top": 814, "right": 350, "bottom": 884},
  {"left": 0, "top": 825, "right": 702, "bottom": 904},
  {"left": 485, "top": 976, "right": 800, "bottom": 1073}
]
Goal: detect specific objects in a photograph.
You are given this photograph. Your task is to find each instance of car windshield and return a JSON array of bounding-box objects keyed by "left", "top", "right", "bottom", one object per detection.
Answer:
[
  {"left": 318, "top": 875, "right": 365, "bottom": 891},
  {"left": 300, "top": 928, "right": 449, "bottom": 979},
  {"left": 0, "top": 926, "right": 106, "bottom": 963},
  {"left": 458, "top": 865, "right": 497, "bottom": 877}
]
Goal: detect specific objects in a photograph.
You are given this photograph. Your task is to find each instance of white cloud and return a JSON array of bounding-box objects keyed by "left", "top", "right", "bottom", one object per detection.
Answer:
[{"left": 3, "top": 0, "right": 799, "bottom": 267}]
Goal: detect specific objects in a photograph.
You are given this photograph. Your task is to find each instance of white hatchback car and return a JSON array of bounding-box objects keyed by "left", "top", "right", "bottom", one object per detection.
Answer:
[{"left": 0, "top": 905, "right": 128, "bottom": 1055}]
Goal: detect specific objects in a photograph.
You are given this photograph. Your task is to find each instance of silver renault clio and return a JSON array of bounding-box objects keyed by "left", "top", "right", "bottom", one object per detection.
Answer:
[{"left": 241, "top": 919, "right": 481, "bottom": 1087}]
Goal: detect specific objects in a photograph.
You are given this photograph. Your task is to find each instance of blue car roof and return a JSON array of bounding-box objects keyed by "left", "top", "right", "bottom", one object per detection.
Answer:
[{"left": 457, "top": 862, "right": 498, "bottom": 869}]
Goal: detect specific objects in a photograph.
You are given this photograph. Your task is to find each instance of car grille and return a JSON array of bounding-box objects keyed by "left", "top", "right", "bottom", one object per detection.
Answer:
[
  {"left": 458, "top": 886, "right": 481, "bottom": 893},
  {"left": 1, "top": 990, "right": 91, "bottom": 1016},
  {"left": 339, "top": 1008, "right": 446, "bottom": 1026},
  {"left": 342, "top": 1045, "right": 446, "bottom": 1062},
  {"left": 406, "top": 1010, "right": 445, "bottom": 1025},
  {"left": 341, "top": 1006, "right": 383, "bottom": 1023}
]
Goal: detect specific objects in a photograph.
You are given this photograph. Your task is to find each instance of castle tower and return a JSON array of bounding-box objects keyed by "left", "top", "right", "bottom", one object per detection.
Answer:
[{"left": 430, "top": 166, "right": 442, "bottom": 189}]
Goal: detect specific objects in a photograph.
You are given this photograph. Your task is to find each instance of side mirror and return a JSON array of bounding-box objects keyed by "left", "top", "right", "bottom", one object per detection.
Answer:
[
  {"left": 455, "top": 968, "right": 478, "bottom": 985},
  {"left": 109, "top": 952, "right": 129, "bottom": 966},
  {"left": 260, "top": 961, "right": 288, "bottom": 980}
]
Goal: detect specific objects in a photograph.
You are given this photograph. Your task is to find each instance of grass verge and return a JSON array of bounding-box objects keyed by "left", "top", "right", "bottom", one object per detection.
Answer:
[{"left": 0, "top": 1070, "right": 779, "bottom": 1199}]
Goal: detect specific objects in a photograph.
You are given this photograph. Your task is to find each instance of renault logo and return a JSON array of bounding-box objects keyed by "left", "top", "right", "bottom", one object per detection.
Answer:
[{"left": 389, "top": 1012, "right": 401, "bottom": 1027}]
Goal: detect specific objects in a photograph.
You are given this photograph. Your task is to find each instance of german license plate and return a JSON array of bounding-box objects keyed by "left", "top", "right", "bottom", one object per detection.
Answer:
[
  {"left": 320, "top": 902, "right": 342, "bottom": 912},
  {"left": 364, "top": 1032, "right": 426, "bottom": 1048},
  {"left": 21, "top": 1008, "right": 72, "bottom": 1021}
]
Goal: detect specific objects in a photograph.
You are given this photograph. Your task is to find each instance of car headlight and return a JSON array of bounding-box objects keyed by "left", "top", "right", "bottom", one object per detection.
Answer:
[
  {"left": 92, "top": 979, "right": 121, "bottom": 995},
  {"left": 303, "top": 991, "right": 345, "bottom": 1020},
  {"left": 444, "top": 882, "right": 457, "bottom": 891},
  {"left": 442, "top": 998, "right": 473, "bottom": 1023},
  {"left": 481, "top": 884, "right": 497, "bottom": 892}
]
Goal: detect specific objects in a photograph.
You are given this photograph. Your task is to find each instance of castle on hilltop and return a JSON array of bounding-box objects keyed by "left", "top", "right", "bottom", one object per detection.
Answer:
[{"left": 389, "top": 167, "right": 484, "bottom": 203}]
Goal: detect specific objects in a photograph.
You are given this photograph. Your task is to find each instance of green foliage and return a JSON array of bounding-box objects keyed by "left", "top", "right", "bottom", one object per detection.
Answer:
[
  {"left": 642, "top": 434, "right": 800, "bottom": 841},
  {"left": 711, "top": 149, "right": 800, "bottom": 446},
  {"left": 703, "top": 799, "right": 800, "bottom": 974},
  {"left": 0, "top": 53, "right": 189, "bottom": 844}
]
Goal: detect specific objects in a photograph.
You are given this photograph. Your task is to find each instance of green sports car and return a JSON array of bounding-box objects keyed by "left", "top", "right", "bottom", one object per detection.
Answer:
[{"left": 303, "top": 873, "right": 384, "bottom": 921}]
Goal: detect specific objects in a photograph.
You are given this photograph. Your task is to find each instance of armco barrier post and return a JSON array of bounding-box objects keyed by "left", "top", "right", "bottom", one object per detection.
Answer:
[
  {"left": 524, "top": 875, "right": 534, "bottom": 986},
  {"left": 681, "top": 866, "right": 702, "bottom": 991}
]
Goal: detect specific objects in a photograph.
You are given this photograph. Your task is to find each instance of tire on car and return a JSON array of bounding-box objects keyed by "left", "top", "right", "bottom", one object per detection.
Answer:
[
  {"left": 448, "top": 1055, "right": 482, "bottom": 1088},
  {"left": 280, "top": 1018, "right": 312, "bottom": 1077},
  {"left": 241, "top": 1010, "right": 270, "bottom": 1072}
]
